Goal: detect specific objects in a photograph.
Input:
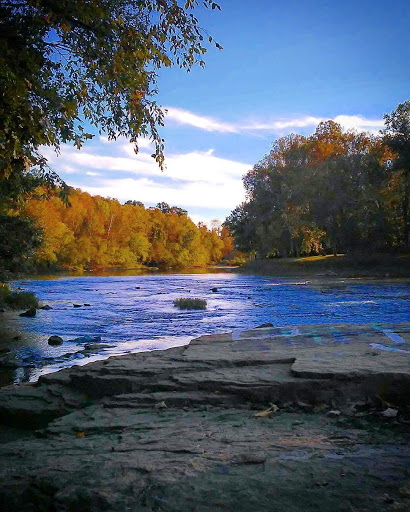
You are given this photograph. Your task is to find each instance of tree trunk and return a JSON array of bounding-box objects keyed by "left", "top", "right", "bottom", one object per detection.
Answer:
[
  {"left": 403, "top": 171, "right": 409, "bottom": 248},
  {"left": 289, "top": 234, "right": 294, "bottom": 258},
  {"left": 332, "top": 239, "right": 337, "bottom": 257},
  {"left": 107, "top": 214, "right": 114, "bottom": 239}
]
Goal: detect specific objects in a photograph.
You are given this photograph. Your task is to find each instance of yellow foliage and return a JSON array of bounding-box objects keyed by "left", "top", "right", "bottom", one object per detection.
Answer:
[{"left": 23, "top": 188, "right": 234, "bottom": 270}]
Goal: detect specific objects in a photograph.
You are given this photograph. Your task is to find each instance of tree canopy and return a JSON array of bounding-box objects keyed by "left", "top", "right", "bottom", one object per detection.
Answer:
[
  {"left": 0, "top": 0, "right": 221, "bottom": 276},
  {"left": 22, "top": 187, "right": 233, "bottom": 270},
  {"left": 225, "top": 103, "right": 410, "bottom": 258},
  {"left": 383, "top": 101, "right": 410, "bottom": 247},
  {"left": 0, "top": 0, "right": 221, "bottom": 185}
]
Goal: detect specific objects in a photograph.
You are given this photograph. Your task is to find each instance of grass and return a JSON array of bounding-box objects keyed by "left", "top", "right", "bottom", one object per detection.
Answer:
[
  {"left": 239, "top": 253, "right": 410, "bottom": 278},
  {"left": 0, "top": 284, "right": 39, "bottom": 310},
  {"left": 173, "top": 297, "right": 207, "bottom": 310}
]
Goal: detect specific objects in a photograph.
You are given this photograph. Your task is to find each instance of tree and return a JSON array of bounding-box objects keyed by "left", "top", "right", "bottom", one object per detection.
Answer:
[
  {"left": 125, "top": 200, "right": 145, "bottom": 208},
  {"left": 383, "top": 101, "right": 410, "bottom": 247},
  {"left": 21, "top": 187, "right": 233, "bottom": 270},
  {"left": 0, "top": 215, "right": 42, "bottom": 279},
  {"left": 0, "top": 0, "right": 221, "bottom": 182},
  {"left": 0, "top": 0, "right": 220, "bottom": 275},
  {"left": 226, "top": 116, "right": 400, "bottom": 258}
]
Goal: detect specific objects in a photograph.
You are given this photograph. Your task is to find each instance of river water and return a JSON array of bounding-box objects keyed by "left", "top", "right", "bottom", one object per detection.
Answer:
[{"left": 0, "top": 270, "right": 409, "bottom": 385}]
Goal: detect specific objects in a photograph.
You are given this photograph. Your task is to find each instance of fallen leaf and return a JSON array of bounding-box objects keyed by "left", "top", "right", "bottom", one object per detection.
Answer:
[{"left": 254, "top": 403, "right": 279, "bottom": 418}]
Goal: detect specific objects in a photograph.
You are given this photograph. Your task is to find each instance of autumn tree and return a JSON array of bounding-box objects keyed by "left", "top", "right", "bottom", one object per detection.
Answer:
[
  {"left": 383, "top": 101, "right": 410, "bottom": 247},
  {"left": 0, "top": 0, "right": 221, "bottom": 180},
  {"left": 23, "top": 188, "right": 233, "bottom": 270},
  {"left": 0, "top": 0, "right": 221, "bottom": 274},
  {"left": 226, "top": 112, "right": 405, "bottom": 258}
]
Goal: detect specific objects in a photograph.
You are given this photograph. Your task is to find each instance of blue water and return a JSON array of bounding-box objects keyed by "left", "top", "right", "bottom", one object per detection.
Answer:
[{"left": 1, "top": 272, "right": 409, "bottom": 383}]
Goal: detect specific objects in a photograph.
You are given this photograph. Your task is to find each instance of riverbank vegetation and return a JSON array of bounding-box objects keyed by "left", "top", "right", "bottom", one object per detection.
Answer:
[
  {"left": 225, "top": 101, "right": 410, "bottom": 261},
  {"left": 0, "top": 284, "right": 39, "bottom": 310},
  {"left": 19, "top": 189, "right": 233, "bottom": 271},
  {"left": 240, "top": 254, "right": 410, "bottom": 278}
]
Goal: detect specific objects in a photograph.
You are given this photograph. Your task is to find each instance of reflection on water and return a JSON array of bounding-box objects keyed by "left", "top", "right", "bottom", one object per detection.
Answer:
[{"left": 1, "top": 271, "right": 409, "bottom": 385}]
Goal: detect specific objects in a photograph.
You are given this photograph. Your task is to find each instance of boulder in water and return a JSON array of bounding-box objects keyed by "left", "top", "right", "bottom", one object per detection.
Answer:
[
  {"left": 48, "top": 335, "right": 64, "bottom": 346},
  {"left": 70, "top": 335, "right": 102, "bottom": 343},
  {"left": 19, "top": 308, "right": 36, "bottom": 317}
]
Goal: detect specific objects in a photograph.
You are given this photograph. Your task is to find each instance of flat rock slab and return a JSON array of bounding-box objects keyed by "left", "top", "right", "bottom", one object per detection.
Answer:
[{"left": 0, "top": 322, "right": 409, "bottom": 511}]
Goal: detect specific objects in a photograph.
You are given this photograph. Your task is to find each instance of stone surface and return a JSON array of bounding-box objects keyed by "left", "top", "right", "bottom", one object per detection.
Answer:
[
  {"left": 0, "top": 322, "right": 409, "bottom": 511},
  {"left": 19, "top": 307, "right": 36, "bottom": 317},
  {"left": 0, "top": 352, "right": 18, "bottom": 368},
  {"left": 48, "top": 335, "right": 63, "bottom": 346}
]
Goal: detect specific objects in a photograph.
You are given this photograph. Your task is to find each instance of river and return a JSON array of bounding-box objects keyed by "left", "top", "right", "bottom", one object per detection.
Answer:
[{"left": 0, "top": 269, "right": 409, "bottom": 385}]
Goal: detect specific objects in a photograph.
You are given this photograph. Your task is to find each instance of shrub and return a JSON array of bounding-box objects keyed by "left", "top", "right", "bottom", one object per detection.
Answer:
[
  {"left": 173, "top": 298, "right": 207, "bottom": 310},
  {"left": 0, "top": 284, "right": 39, "bottom": 309},
  {"left": 0, "top": 284, "right": 10, "bottom": 305}
]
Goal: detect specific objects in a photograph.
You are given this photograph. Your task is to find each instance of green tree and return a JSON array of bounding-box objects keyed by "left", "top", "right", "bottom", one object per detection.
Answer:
[
  {"left": 0, "top": 0, "right": 220, "bottom": 275},
  {"left": 0, "top": 0, "right": 221, "bottom": 180},
  {"left": 383, "top": 101, "right": 410, "bottom": 247},
  {"left": 0, "top": 215, "right": 42, "bottom": 279},
  {"left": 226, "top": 117, "right": 398, "bottom": 259}
]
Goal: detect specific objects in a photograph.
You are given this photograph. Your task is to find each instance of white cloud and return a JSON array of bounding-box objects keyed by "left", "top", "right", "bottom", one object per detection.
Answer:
[
  {"left": 47, "top": 142, "right": 250, "bottom": 187},
  {"left": 332, "top": 115, "right": 384, "bottom": 132},
  {"left": 164, "top": 106, "right": 384, "bottom": 135},
  {"left": 60, "top": 164, "right": 79, "bottom": 175},
  {"left": 75, "top": 175, "right": 245, "bottom": 211},
  {"left": 165, "top": 106, "right": 238, "bottom": 133},
  {"left": 46, "top": 140, "right": 250, "bottom": 215},
  {"left": 241, "top": 116, "right": 323, "bottom": 131},
  {"left": 41, "top": 106, "right": 385, "bottom": 221}
]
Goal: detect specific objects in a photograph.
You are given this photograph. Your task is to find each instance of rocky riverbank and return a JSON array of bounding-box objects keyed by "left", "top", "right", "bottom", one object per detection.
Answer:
[{"left": 0, "top": 323, "right": 409, "bottom": 511}]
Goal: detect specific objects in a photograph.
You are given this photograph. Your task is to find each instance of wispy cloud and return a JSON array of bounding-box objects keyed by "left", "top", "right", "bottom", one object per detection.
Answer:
[
  {"left": 241, "top": 116, "right": 323, "bottom": 131},
  {"left": 332, "top": 115, "right": 384, "bottom": 132},
  {"left": 47, "top": 142, "right": 250, "bottom": 185},
  {"left": 164, "top": 107, "right": 384, "bottom": 135},
  {"left": 41, "top": 106, "right": 386, "bottom": 223},
  {"left": 44, "top": 140, "right": 250, "bottom": 217},
  {"left": 77, "top": 176, "right": 245, "bottom": 211},
  {"left": 165, "top": 107, "right": 239, "bottom": 133}
]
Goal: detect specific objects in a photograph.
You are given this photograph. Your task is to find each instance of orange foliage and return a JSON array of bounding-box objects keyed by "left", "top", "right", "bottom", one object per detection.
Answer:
[{"left": 23, "top": 188, "right": 234, "bottom": 270}]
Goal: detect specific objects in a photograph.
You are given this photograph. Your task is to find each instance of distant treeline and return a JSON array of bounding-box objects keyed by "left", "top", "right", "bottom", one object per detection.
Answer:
[
  {"left": 22, "top": 189, "right": 233, "bottom": 270},
  {"left": 225, "top": 102, "right": 410, "bottom": 257}
]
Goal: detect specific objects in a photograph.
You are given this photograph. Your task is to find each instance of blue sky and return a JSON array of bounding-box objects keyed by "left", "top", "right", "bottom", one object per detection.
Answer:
[{"left": 45, "top": 0, "right": 410, "bottom": 224}]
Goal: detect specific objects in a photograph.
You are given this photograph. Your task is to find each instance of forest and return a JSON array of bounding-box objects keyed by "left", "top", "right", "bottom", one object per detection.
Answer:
[
  {"left": 16, "top": 190, "right": 234, "bottom": 271},
  {"left": 225, "top": 102, "right": 410, "bottom": 258},
  {"left": 0, "top": 0, "right": 225, "bottom": 278}
]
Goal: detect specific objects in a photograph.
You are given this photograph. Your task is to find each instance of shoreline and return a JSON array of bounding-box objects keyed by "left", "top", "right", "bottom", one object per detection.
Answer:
[{"left": 237, "top": 254, "right": 410, "bottom": 279}]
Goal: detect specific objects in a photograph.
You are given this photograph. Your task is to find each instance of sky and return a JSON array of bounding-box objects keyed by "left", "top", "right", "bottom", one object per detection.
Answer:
[{"left": 45, "top": 0, "right": 410, "bottom": 225}]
